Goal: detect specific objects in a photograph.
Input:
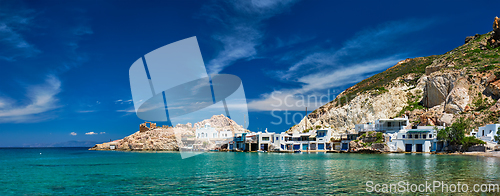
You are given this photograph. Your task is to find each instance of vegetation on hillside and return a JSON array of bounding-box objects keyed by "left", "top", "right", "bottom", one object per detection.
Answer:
[
  {"left": 437, "top": 117, "right": 486, "bottom": 151},
  {"left": 495, "top": 127, "right": 500, "bottom": 142},
  {"left": 331, "top": 30, "right": 500, "bottom": 108},
  {"left": 334, "top": 56, "right": 436, "bottom": 107},
  {"left": 356, "top": 131, "right": 384, "bottom": 147}
]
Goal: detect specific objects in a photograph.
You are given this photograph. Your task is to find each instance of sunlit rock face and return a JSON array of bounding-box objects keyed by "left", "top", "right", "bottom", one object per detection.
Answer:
[
  {"left": 89, "top": 114, "right": 248, "bottom": 151},
  {"left": 301, "top": 17, "right": 500, "bottom": 133}
]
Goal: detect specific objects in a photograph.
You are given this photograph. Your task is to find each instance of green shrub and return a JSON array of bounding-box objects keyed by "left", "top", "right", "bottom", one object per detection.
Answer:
[
  {"left": 375, "top": 132, "right": 384, "bottom": 143},
  {"left": 461, "top": 136, "right": 486, "bottom": 151},
  {"left": 478, "top": 65, "right": 495, "bottom": 72},
  {"left": 495, "top": 127, "right": 500, "bottom": 142},
  {"left": 335, "top": 56, "right": 436, "bottom": 105},
  {"left": 437, "top": 117, "right": 470, "bottom": 146}
]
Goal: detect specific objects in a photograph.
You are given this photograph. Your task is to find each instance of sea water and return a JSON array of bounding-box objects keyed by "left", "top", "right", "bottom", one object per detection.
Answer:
[{"left": 0, "top": 148, "right": 499, "bottom": 195}]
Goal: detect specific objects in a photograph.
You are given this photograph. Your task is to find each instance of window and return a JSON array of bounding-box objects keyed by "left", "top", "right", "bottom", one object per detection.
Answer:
[
  {"left": 262, "top": 137, "right": 270, "bottom": 141},
  {"left": 276, "top": 137, "right": 279, "bottom": 141},
  {"left": 402, "top": 135, "right": 405, "bottom": 139},
  {"left": 415, "top": 134, "right": 418, "bottom": 139},
  {"left": 429, "top": 134, "right": 432, "bottom": 138},
  {"left": 409, "top": 134, "right": 412, "bottom": 139},
  {"left": 423, "top": 134, "right": 426, "bottom": 139}
]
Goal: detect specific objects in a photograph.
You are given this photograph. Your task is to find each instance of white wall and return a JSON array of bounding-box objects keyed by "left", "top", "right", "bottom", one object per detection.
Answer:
[
  {"left": 195, "top": 125, "right": 218, "bottom": 139},
  {"left": 219, "top": 130, "right": 233, "bottom": 139},
  {"left": 478, "top": 124, "right": 499, "bottom": 139}
]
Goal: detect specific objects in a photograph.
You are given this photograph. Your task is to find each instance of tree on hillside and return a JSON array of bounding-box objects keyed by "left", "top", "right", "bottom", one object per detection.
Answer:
[
  {"left": 495, "top": 127, "right": 500, "bottom": 142},
  {"left": 437, "top": 117, "right": 468, "bottom": 145},
  {"left": 437, "top": 117, "right": 484, "bottom": 151}
]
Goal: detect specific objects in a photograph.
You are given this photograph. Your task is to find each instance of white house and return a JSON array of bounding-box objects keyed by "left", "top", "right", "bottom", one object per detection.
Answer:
[
  {"left": 477, "top": 124, "right": 499, "bottom": 143},
  {"left": 374, "top": 117, "right": 410, "bottom": 134},
  {"left": 314, "top": 129, "right": 332, "bottom": 150},
  {"left": 355, "top": 116, "right": 410, "bottom": 134},
  {"left": 195, "top": 123, "right": 218, "bottom": 139},
  {"left": 389, "top": 126, "right": 443, "bottom": 152},
  {"left": 258, "top": 131, "right": 274, "bottom": 151},
  {"left": 219, "top": 129, "right": 233, "bottom": 139},
  {"left": 270, "top": 128, "right": 334, "bottom": 151}
]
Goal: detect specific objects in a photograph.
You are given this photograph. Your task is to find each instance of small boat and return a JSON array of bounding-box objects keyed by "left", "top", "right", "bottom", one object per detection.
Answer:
[
  {"left": 257, "top": 150, "right": 266, "bottom": 153},
  {"left": 294, "top": 150, "right": 301, "bottom": 153}
]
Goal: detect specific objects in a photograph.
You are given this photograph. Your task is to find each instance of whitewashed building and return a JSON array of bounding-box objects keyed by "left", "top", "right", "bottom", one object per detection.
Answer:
[
  {"left": 355, "top": 116, "right": 410, "bottom": 134},
  {"left": 258, "top": 131, "right": 274, "bottom": 151},
  {"left": 269, "top": 128, "right": 334, "bottom": 151},
  {"left": 195, "top": 123, "right": 218, "bottom": 139},
  {"left": 477, "top": 124, "right": 500, "bottom": 143},
  {"left": 374, "top": 117, "right": 410, "bottom": 134},
  {"left": 219, "top": 129, "right": 233, "bottom": 139},
  {"left": 389, "top": 126, "right": 443, "bottom": 152}
]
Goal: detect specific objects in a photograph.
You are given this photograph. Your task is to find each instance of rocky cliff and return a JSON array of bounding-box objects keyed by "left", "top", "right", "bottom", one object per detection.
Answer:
[
  {"left": 289, "top": 17, "right": 500, "bottom": 134},
  {"left": 89, "top": 114, "right": 248, "bottom": 151}
]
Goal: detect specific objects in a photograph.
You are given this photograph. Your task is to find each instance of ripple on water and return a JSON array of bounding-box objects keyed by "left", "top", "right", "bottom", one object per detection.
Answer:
[{"left": 2, "top": 149, "right": 500, "bottom": 195}]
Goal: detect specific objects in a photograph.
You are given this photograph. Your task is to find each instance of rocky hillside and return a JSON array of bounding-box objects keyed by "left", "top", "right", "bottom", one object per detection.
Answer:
[
  {"left": 89, "top": 114, "right": 248, "bottom": 151},
  {"left": 289, "top": 17, "right": 500, "bottom": 134},
  {"left": 193, "top": 114, "right": 248, "bottom": 133}
]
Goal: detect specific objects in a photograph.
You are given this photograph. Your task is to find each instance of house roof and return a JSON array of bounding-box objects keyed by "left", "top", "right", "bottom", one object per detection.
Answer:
[{"left": 406, "top": 129, "right": 432, "bottom": 133}]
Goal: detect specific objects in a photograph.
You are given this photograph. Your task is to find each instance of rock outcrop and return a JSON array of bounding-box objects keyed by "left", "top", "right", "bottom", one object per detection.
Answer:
[
  {"left": 193, "top": 114, "right": 247, "bottom": 133},
  {"left": 89, "top": 114, "right": 248, "bottom": 151},
  {"left": 348, "top": 132, "right": 390, "bottom": 153},
  {"left": 488, "top": 16, "right": 500, "bottom": 48}
]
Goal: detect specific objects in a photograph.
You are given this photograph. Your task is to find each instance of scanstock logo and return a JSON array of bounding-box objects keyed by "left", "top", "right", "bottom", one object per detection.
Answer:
[{"left": 128, "top": 36, "right": 248, "bottom": 158}]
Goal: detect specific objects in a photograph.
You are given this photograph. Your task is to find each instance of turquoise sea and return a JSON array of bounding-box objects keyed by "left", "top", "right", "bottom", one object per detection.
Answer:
[{"left": 1, "top": 148, "right": 500, "bottom": 195}]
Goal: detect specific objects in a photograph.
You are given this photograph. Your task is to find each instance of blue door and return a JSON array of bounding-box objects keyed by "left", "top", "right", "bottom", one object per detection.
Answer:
[
  {"left": 405, "top": 144, "right": 412, "bottom": 152},
  {"left": 416, "top": 144, "right": 423, "bottom": 152},
  {"left": 293, "top": 144, "right": 300, "bottom": 150},
  {"left": 341, "top": 143, "right": 348, "bottom": 150},
  {"left": 302, "top": 144, "right": 308, "bottom": 150},
  {"left": 318, "top": 144, "right": 325, "bottom": 150}
]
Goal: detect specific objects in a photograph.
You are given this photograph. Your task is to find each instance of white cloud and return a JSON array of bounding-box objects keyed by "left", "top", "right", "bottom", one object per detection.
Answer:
[
  {"left": 278, "top": 19, "right": 434, "bottom": 80},
  {"left": 115, "top": 99, "right": 133, "bottom": 104},
  {"left": 296, "top": 57, "right": 402, "bottom": 92},
  {"left": 248, "top": 57, "right": 401, "bottom": 111},
  {"left": 70, "top": 132, "right": 77, "bottom": 136},
  {"left": 0, "top": 75, "right": 62, "bottom": 123},
  {"left": 99, "top": 132, "right": 106, "bottom": 134},
  {"left": 85, "top": 132, "right": 97, "bottom": 135},
  {"left": 116, "top": 109, "right": 136, "bottom": 113},
  {"left": 249, "top": 19, "right": 435, "bottom": 111},
  {"left": 203, "top": 0, "right": 298, "bottom": 75},
  {"left": 0, "top": 6, "right": 40, "bottom": 61}
]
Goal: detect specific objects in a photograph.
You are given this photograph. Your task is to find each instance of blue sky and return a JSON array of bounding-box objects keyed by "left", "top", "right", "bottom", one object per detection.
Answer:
[{"left": 1, "top": 0, "right": 499, "bottom": 147}]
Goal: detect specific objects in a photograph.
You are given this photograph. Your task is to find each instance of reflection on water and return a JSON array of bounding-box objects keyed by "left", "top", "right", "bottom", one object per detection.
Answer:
[{"left": 0, "top": 148, "right": 499, "bottom": 195}]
